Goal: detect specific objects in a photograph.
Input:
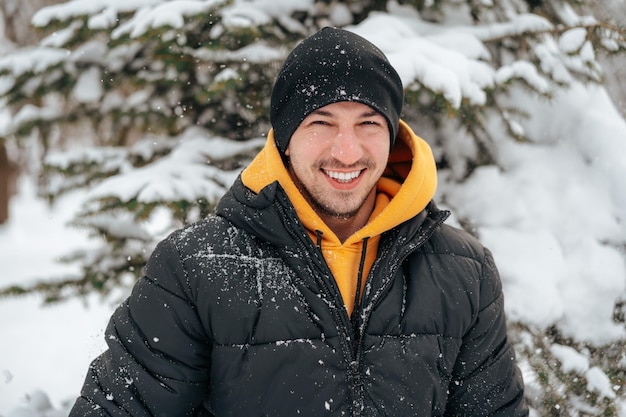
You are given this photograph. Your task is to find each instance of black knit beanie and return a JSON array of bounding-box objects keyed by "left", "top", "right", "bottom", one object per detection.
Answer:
[{"left": 270, "top": 27, "right": 404, "bottom": 155}]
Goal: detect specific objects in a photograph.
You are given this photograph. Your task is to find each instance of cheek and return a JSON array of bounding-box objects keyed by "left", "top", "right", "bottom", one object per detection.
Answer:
[
  {"left": 286, "top": 147, "right": 311, "bottom": 177},
  {"left": 367, "top": 139, "right": 390, "bottom": 162},
  {"left": 288, "top": 138, "right": 327, "bottom": 162}
]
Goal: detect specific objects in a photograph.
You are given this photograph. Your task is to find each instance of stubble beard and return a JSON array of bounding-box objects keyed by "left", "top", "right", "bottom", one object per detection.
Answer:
[
  {"left": 303, "top": 186, "right": 367, "bottom": 220},
  {"left": 289, "top": 158, "right": 377, "bottom": 220}
]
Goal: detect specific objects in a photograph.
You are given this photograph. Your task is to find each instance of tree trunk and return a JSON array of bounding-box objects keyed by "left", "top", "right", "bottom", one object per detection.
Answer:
[{"left": 0, "top": 141, "right": 18, "bottom": 224}]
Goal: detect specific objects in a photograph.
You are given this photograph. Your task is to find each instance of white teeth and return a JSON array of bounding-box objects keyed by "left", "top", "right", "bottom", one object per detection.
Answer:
[{"left": 324, "top": 170, "right": 362, "bottom": 183}]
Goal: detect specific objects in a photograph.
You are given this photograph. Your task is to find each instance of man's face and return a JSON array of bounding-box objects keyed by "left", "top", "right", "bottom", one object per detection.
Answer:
[{"left": 285, "top": 101, "right": 391, "bottom": 220}]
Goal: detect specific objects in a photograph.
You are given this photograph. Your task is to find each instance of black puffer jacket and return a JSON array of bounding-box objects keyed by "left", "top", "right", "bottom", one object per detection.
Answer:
[{"left": 70, "top": 175, "right": 527, "bottom": 416}]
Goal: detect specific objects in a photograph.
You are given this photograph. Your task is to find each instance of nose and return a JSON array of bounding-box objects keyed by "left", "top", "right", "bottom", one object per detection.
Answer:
[{"left": 330, "top": 127, "right": 363, "bottom": 164}]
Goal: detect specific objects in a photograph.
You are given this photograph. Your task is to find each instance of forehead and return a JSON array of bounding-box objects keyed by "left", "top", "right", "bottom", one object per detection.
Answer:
[{"left": 307, "top": 101, "right": 383, "bottom": 117}]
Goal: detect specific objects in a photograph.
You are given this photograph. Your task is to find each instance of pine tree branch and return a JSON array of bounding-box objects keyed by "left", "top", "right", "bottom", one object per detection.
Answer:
[{"left": 481, "top": 19, "right": 625, "bottom": 47}]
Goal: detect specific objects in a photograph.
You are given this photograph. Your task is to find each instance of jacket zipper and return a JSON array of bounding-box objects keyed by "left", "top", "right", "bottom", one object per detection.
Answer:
[{"left": 350, "top": 236, "right": 370, "bottom": 353}]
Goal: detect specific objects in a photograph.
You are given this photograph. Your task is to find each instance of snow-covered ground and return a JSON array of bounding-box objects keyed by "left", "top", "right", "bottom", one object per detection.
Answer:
[{"left": 0, "top": 179, "right": 114, "bottom": 415}]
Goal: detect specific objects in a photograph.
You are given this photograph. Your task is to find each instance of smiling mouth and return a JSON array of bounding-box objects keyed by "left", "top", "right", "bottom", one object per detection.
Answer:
[{"left": 323, "top": 169, "right": 363, "bottom": 183}]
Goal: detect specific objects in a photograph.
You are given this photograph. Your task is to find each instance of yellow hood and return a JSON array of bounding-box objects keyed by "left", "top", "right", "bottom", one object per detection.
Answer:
[{"left": 241, "top": 120, "right": 437, "bottom": 315}]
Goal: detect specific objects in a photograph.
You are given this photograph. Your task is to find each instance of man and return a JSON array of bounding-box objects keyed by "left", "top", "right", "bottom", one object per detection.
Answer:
[{"left": 70, "top": 27, "right": 528, "bottom": 416}]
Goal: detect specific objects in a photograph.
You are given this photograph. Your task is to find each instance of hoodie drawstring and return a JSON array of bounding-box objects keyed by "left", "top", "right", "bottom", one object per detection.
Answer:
[
  {"left": 352, "top": 237, "right": 370, "bottom": 317},
  {"left": 315, "top": 230, "right": 323, "bottom": 249}
]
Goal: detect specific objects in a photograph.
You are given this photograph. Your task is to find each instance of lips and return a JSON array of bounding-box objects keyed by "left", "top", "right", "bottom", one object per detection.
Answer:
[{"left": 323, "top": 169, "right": 363, "bottom": 183}]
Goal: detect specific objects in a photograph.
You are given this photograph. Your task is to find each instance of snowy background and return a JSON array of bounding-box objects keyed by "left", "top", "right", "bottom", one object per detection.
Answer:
[
  {"left": 2, "top": 70, "right": 626, "bottom": 417},
  {"left": 0, "top": 179, "right": 113, "bottom": 414},
  {"left": 1, "top": 0, "right": 626, "bottom": 415}
]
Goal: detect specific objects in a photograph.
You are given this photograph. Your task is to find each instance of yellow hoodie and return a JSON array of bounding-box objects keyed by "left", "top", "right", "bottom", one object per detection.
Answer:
[{"left": 241, "top": 120, "right": 438, "bottom": 316}]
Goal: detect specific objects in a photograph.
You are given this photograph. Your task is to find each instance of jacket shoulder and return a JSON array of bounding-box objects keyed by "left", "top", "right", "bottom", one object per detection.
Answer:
[
  {"left": 417, "top": 220, "right": 503, "bottom": 309},
  {"left": 424, "top": 222, "right": 488, "bottom": 261},
  {"left": 166, "top": 214, "right": 253, "bottom": 255}
]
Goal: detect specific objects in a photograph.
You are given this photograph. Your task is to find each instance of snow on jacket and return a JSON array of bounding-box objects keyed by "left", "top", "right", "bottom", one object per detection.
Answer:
[{"left": 69, "top": 121, "right": 527, "bottom": 416}]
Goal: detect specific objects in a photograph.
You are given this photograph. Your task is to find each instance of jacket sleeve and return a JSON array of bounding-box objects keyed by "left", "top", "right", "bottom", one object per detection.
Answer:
[
  {"left": 445, "top": 247, "right": 528, "bottom": 417},
  {"left": 69, "top": 236, "right": 211, "bottom": 416}
]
